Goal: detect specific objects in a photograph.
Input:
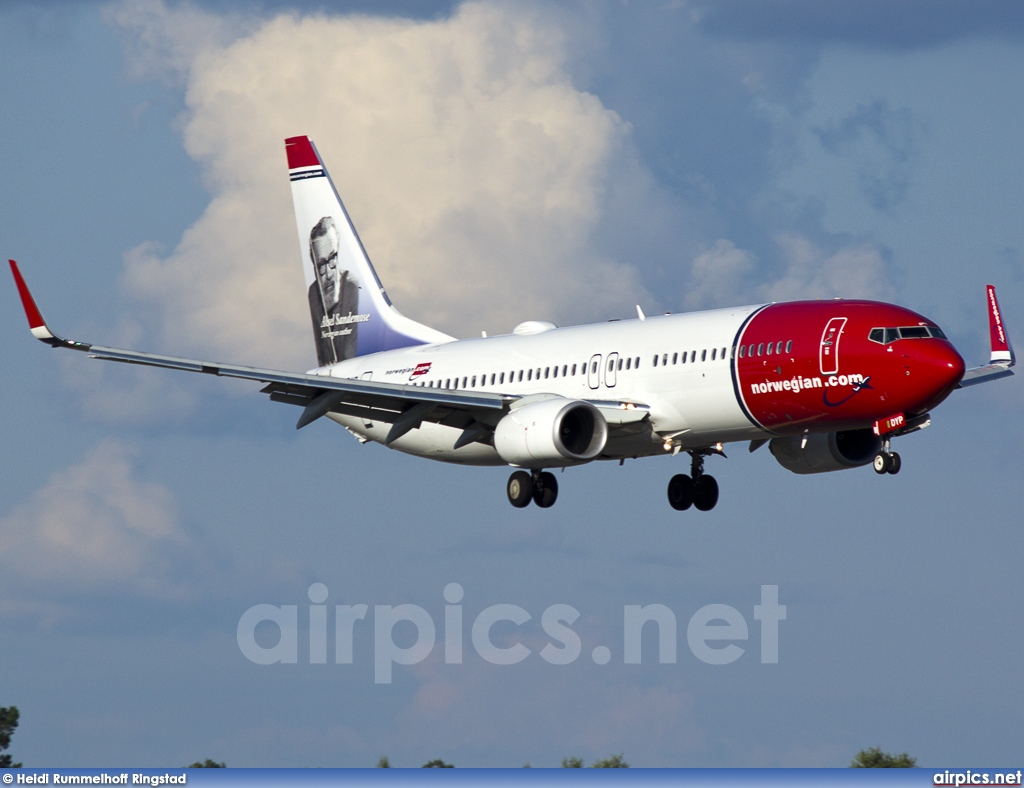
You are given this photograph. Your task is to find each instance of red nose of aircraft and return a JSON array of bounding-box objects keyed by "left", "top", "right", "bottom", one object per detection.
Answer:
[{"left": 907, "top": 340, "right": 966, "bottom": 411}]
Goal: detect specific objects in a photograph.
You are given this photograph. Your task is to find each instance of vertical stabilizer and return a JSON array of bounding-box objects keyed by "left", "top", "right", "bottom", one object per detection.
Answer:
[{"left": 286, "top": 136, "right": 453, "bottom": 367}]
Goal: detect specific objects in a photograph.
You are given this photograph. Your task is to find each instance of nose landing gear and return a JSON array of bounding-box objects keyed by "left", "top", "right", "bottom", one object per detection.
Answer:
[
  {"left": 506, "top": 469, "right": 559, "bottom": 508},
  {"left": 667, "top": 450, "right": 719, "bottom": 511}
]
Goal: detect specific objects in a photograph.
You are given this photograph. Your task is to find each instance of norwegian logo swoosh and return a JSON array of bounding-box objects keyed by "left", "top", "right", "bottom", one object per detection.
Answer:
[
  {"left": 409, "top": 362, "right": 432, "bottom": 380},
  {"left": 822, "top": 376, "right": 873, "bottom": 408}
]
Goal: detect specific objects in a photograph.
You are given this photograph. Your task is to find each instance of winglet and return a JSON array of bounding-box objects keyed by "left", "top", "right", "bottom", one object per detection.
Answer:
[
  {"left": 986, "top": 284, "right": 1015, "bottom": 365},
  {"left": 9, "top": 260, "right": 60, "bottom": 344}
]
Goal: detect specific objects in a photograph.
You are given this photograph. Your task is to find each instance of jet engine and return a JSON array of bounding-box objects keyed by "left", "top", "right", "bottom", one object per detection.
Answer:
[
  {"left": 494, "top": 398, "right": 608, "bottom": 467},
  {"left": 769, "top": 429, "right": 881, "bottom": 475}
]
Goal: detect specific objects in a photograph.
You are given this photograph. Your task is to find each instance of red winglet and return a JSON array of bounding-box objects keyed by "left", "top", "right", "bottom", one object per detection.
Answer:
[
  {"left": 986, "top": 284, "right": 1014, "bottom": 364},
  {"left": 9, "top": 260, "right": 55, "bottom": 340},
  {"left": 285, "top": 136, "right": 320, "bottom": 169}
]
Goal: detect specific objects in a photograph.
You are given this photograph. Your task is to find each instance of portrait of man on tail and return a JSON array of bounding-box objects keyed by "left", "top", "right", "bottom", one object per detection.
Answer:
[{"left": 307, "top": 215, "right": 359, "bottom": 365}]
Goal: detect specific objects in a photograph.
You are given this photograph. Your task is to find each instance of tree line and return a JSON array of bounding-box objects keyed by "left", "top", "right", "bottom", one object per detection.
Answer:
[{"left": 0, "top": 706, "right": 917, "bottom": 768}]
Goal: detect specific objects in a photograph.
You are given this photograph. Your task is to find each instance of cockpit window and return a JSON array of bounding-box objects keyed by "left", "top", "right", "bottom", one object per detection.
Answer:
[{"left": 869, "top": 326, "right": 947, "bottom": 344}]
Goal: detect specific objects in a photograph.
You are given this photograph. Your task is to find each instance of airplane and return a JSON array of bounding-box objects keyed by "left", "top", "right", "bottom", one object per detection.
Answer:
[{"left": 8, "top": 135, "right": 1016, "bottom": 511}]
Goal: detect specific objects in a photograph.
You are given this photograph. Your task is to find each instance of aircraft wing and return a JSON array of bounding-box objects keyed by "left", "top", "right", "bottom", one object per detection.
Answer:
[
  {"left": 9, "top": 260, "right": 509, "bottom": 441},
  {"left": 958, "top": 363, "right": 1014, "bottom": 387},
  {"left": 10, "top": 260, "right": 654, "bottom": 449},
  {"left": 957, "top": 285, "right": 1016, "bottom": 389}
]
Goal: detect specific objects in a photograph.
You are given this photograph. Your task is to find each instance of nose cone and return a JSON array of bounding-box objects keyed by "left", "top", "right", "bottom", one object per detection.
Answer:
[{"left": 909, "top": 340, "right": 966, "bottom": 411}]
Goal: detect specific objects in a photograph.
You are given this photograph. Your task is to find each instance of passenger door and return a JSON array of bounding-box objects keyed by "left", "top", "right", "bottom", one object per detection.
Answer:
[
  {"left": 588, "top": 354, "right": 602, "bottom": 390},
  {"left": 819, "top": 317, "right": 847, "bottom": 376},
  {"left": 605, "top": 352, "right": 619, "bottom": 388}
]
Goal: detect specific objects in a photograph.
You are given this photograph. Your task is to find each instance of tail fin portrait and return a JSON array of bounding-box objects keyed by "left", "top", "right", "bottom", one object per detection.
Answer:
[{"left": 285, "top": 136, "right": 452, "bottom": 367}]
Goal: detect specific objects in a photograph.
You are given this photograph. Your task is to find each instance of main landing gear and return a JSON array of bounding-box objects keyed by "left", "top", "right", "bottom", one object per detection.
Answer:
[
  {"left": 507, "top": 469, "right": 559, "bottom": 508},
  {"left": 873, "top": 438, "right": 902, "bottom": 475},
  {"left": 667, "top": 451, "right": 719, "bottom": 512}
]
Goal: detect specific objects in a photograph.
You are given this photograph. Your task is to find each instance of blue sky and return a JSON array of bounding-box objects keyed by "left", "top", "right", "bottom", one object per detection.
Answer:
[{"left": 1, "top": 0, "right": 1023, "bottom": 768}]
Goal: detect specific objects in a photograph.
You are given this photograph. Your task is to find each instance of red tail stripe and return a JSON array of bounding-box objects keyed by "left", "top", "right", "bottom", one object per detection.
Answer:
[{"left": 285, "top": 136, "right": 320, "bottom": 169}]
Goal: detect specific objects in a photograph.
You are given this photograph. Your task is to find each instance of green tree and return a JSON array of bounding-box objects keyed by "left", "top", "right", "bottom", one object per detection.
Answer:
[
  {"left": 561, "top": 756, "right": 584, "bottom": 768},
  {"left": 851, "top": 747, "right": 916, "bottom": 768},
  {"left": 591, "top": 753, "right": 629, "bottom": 768},
  {"left": 186, "top": 759, "right": 226, "bottom": 768},
  {"left": 0, "top": 706, "right": 21, "bottom": 768},
  {"left": 422, "top": 758, "right": 454, "bottom": 768},
  {"left": 376, "top": 756, "right": 391, "bottom": 768}
]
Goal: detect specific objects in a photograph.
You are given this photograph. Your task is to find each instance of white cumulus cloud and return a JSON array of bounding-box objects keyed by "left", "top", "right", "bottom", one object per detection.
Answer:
[
  {"left": 685, "top": 233, "right": 895, "bottom": 309},
  {"left": 0, "top": 440, "right": 191, "bottom": 600},
  {"left": 108, "top": 0, "right": 654, "bottom": 369}
]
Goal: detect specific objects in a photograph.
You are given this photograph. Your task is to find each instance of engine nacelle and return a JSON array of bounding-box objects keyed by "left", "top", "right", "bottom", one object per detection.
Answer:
[
  {"left": 769, "top": 429, "right": 881, "bottom": 475},
  {"left": 494, "top": 398, "right": 608, "bottom": 467}
]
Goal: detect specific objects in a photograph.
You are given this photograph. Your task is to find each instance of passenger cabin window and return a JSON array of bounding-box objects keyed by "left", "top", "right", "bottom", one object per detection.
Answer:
[
  {"left": 701, "top": 349, "right": 707, "bottom": 362},
  {"left": 711, "top": 348, "right": 717, "bottom": 361},
  {"left": 625, "top": 358, "right": 631, "bottom": 370},
  {"left": 785, "top": 340, "right": 793, "bottom": 353}
]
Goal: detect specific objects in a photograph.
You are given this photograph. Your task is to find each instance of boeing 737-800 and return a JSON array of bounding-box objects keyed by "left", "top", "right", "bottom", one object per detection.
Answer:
[{"left": 9, "top": 136, "right": 1016, "bottom": 511}]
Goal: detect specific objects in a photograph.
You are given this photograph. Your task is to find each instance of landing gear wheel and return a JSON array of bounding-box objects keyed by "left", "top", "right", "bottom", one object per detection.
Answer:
[
  {"left": 533, "top": 471, "right": 558, "bottom": 508},
  {"left": 886, "top": 452, "right": 902, "bottom": 475},
  {"left": 507, "top": 471, "right": 533, "bottom": 508},
  {"left": 693, "top": 474, "right": 719, "bottom": 511},
  {"left": 667, "top": 474, "right": 693, "bottom": 511},
  {"left": 873, "top": 453, "right": 889, "bottom": 474}
]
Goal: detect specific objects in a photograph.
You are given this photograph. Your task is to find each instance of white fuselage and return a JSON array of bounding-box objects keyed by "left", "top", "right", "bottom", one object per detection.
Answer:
[{"left": 316, "top": 305, "right": 771, "bottom": 464}]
